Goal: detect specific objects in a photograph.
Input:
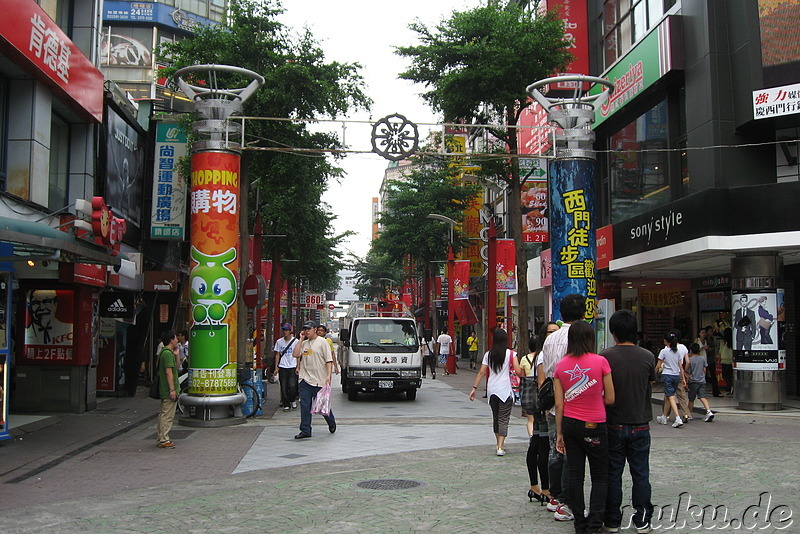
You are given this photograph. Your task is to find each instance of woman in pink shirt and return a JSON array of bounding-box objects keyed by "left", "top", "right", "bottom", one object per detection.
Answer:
[{"left": 554, "top": 321, "right": 615, "bottom": 534}]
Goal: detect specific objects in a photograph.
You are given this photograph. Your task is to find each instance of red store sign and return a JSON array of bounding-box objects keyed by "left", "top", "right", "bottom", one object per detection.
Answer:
[{"left": 0, "top": 0, "right": 103, "bottom": 122}]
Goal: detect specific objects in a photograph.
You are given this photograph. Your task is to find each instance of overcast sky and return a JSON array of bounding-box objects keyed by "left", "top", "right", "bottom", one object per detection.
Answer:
[{"left": 278, "top": 0, "right": 483, "bottom": 259}]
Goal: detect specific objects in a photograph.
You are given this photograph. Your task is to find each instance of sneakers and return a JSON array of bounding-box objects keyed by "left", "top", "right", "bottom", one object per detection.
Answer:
[
  {"left": 685, "top": 415, "right": 693, "bottom": 422},
  {"left": 291, "top": 401, "right": 298, "bottom": 409},
  {"left": 705, "top": 410, "right": 715, "bottom": 422},
  {"left": 602, "top": 526, "right": 620, "bottom": 533},
  {"left": 546, "top": 498, "right": 561, "bottom": 512},
  {"left": 672, "top": 416, "right": 684, "bottom": 428},
  {"left": 636, "top": 523, "right": 652, "bottom": 533},
  {"left": 554, "top": 504, "right": 574, "bottom": 521},
  {"left": 657, "top": 414, "right": 668, "bottom": 425},
  {"left": 283, "top": 406, "right": 290, "bottom": 412},
  {"left": 496, "top": 448, "right": 506, "bottom": 456}
]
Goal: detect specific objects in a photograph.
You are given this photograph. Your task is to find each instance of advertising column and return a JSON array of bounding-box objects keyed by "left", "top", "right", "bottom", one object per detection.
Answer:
[{"left": 188, "top": 151, "right": 240, "bottom": 396}]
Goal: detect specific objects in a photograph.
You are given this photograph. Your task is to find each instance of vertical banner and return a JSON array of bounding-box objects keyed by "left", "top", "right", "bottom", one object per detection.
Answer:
[
  {"left": 150, "top": 122, "right": 188, "bottom": 239},
  {"left": 732, "top": 291, "right": 784, "bottom": 371},
  {"left": 521, "top": 177, "right": 549, "bottom": 243},
  {"left": 549, "top": 159, "right": 597, "bottom": 321},
  {"left": 453, "top": 260, "right": 470, "bottom": 300},
  {"left": 464, "top": 194, "right": 484, "bottom": 277},
  {"left": 188, "top": 151, "right": 240, "bottom": 395},
  {"left": 495, "top": 239, "right": 517, "bottom": 292}
]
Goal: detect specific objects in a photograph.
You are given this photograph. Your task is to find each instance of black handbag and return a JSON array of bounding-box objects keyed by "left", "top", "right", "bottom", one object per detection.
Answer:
[{"left": 538, "top": 376, "right": 555, "bottom": 412}]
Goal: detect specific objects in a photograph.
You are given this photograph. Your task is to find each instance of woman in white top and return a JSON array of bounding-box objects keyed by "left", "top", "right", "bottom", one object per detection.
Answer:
[{"left": 469, "top": 328, "right": 523, "bottom": 456}]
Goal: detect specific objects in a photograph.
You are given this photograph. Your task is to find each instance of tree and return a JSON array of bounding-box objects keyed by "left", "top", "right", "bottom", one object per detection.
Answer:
[
  {"left": 396, "top": 2, "right": 572, "bottom": 345},
  {"left": 158, "top": 0, "right": 371, "bottom": 294}
]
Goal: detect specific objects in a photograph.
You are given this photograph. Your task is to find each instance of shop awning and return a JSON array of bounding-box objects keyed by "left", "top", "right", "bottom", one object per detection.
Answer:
[{"left": 0, "top": 215, "right": 122, "bottom": 267}]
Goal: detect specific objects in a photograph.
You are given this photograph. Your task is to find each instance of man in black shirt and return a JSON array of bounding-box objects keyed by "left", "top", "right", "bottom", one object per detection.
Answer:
[{"left": 600, "top": 310, "right": 657, "bottom": 534}]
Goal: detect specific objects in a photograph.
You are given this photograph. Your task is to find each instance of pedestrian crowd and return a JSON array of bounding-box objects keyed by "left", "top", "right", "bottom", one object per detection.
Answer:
[{"left": 470, "top": 293, "right": 720, "bottom": 534}]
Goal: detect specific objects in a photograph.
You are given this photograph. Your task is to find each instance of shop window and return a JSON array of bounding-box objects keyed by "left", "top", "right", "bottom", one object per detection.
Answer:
[
  {"left": 48, "top": 115, "right": 70, "bottom": 212},
  {"left": 598, "top": 0, "right": 671, "bottom": 71},
  {"left": 608, "top": 99, "right": 670, "bottom": 224}
]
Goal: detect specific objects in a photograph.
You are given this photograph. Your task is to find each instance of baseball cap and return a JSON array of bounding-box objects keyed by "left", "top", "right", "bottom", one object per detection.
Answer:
[
  {"left": 302, "top": 320, "right": 317, "bottom": 329},
  {"left": 281, "top": 323, "right": 292, "bottom": 330}
]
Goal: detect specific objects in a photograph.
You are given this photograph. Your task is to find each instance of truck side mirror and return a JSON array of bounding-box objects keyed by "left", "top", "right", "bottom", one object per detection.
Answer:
[{"left": 340, "top": 328, "right": 350, "bottom": 346}]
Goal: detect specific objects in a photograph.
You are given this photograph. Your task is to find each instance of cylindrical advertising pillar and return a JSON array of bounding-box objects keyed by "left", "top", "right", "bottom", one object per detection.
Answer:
[
  {"left": 188, "top": 150, "right": 241, "bottom": 396},
  {"left": 731, "top": 253, "right": 783, "bottom": 410},
  {"left": 548, "top": 159, "right": 597, "bottom": 322}
]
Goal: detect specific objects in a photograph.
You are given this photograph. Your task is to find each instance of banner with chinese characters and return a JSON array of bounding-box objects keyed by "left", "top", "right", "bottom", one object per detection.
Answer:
[
  {"left": 453, "top": 260, "right": 470, "bottom": 300},
  {"left": 188, "top": 150, "right": 240, "bottom": 395},
  {"left": 550, "top": 159, "right": 597, "bottom": 321},
  {"left": 150, "top": 122, "right": 188, "bottom": 239},
  {"left": 640, "top": 288, "right": 684, "bottom": 308},
  {"left": 496, "top": 239, "right": 517, "bottom": 292},
  {"left": 521, "top": 160, "right": 548, "bottom": 243},
  {"left": 22, "top": 290, "right": 75, "bottom": 363}
]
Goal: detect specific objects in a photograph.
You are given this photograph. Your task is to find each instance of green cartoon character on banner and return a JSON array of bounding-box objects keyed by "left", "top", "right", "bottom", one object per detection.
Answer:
[{"left": 190, "top": 246, "right": 237, "bottom": 325}]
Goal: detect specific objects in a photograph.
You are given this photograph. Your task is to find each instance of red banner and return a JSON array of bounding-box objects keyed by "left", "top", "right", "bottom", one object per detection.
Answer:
[
  {"left": 0, "top": 0, "right": 103, "bottom": 121},
  {"left": 496, "top": 239, "right": 517, "bottom": 292},
  {"left": 454, "top": 299, "right": 479, "bottom": 326},
  {"left": 453, "top": 260, "right": 470, "bottom": 300},
  {"left": 522, "top": 179, "right": 549, "bottom": 243}
]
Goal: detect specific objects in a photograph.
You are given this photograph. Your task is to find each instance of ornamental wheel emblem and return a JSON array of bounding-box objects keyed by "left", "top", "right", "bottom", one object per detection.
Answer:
[{"left": 371, "top": 113, "right": 419, "bottom": 162}]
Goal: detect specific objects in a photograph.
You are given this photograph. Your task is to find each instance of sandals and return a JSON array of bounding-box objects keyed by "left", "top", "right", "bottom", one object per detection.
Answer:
[{"left": 157, "top": 441, "right": 175, "bottom": 448}]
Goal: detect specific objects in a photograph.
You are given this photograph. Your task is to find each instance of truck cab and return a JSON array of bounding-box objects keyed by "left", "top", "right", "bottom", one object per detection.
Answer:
[{"left": 339, "top": 301, "right": 421, "bottom": 401}]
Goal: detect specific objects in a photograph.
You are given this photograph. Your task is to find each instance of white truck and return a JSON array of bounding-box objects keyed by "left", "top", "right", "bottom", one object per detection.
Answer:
[{"left": 338, "top": 300, "right": 422, "bottom": 401}]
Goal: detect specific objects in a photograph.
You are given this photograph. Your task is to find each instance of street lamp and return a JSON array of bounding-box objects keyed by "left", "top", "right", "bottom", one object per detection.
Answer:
[{"left": 427, "top": 213, "right": 457, "bottom": 375}]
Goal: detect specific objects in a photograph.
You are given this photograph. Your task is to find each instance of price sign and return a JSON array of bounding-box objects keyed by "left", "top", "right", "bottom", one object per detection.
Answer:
[{"left": 303, "top": 293, "right": 324, "bottom": 308}]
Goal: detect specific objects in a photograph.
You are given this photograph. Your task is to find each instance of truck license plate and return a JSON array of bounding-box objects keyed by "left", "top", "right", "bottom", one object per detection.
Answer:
[{"left": 378, "top": 381, "right": 393, "bottom": 389}]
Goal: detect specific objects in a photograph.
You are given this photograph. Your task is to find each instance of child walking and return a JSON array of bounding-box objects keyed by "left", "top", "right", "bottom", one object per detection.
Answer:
[{"left": 687, "top": 343, "right": 716, "bottom": 422}]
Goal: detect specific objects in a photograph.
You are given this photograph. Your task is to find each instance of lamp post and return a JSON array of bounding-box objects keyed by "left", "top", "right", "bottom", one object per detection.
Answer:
[{"left": 427, "top": 214, "right": 457, "bottom": 375}]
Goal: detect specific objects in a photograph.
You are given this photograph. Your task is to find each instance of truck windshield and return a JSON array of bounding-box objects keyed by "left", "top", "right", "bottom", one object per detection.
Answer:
[{"left": 351, "top": 319, "right": 419, "bottom": 353}]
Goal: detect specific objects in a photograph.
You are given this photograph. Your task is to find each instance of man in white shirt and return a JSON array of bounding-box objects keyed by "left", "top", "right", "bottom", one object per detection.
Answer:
[
  {"left": 436, "top": 329, "right": 453, "bottom": 375},
  {"left": 292, "top": 321, "right": 335, "bottom": 439},
  {"left": 273, "top": 323, "right": 298, "bottom": 411},
  {"left": 540, "top": 293, "right": 586, "bottom": 523}
]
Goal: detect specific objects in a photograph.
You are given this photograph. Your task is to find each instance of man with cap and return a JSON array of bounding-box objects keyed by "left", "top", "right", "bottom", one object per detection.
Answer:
[
  {"left": 292, "top": 320, "right": 336, "bottom": 439},
  {"left": 273, "top": 322, "right": 299, "bottom": 411}
]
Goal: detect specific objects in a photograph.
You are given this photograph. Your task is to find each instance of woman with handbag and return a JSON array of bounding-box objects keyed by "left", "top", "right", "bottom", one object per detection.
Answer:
[
  {"left": 469, "top": 328, "right": 523, "bottom": 456},
  {"left": 523, "top": 322, "right": 559, "bottom": 504}
]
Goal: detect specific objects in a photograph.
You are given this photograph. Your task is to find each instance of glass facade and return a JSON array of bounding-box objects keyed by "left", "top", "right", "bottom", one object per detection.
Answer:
[
  {"left": 608, "top": 99, "right": 670, "bottom": 223},
  {"left": 598, "top": 0, "right": 674, "bottom": 72},
  {"left": 48, "top": 115, "right": 70, "bottom": 212}
]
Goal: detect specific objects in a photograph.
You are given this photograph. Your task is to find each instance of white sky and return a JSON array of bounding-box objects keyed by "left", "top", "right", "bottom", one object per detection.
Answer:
[{"left": 278, "top": 0, "right": 483, "bottom": 259}]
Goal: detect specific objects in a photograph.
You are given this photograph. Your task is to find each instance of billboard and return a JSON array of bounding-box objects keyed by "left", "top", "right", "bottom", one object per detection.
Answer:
[
  {"left": 105, "top": 107, "right": 144, "bottom": 232},
  {"left": 150, "top": 122, "right": 189, "bottom": 239}
]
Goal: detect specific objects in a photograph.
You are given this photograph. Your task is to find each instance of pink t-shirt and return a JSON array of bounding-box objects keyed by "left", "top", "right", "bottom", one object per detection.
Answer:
[{"left": 554, "top": 353, "right": 611, "bottom": 423}]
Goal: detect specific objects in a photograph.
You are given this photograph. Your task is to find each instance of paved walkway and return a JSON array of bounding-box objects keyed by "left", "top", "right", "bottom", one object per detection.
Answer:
[{"left": 1, "top": 365, "right": 799, "bottom": 532}]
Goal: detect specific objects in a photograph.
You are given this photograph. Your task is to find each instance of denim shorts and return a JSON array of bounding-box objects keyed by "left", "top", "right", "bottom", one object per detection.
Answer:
[
  {"left": 662, "top": 374, "right": 680, "bottom": 397},
  {"left": 688, "top": 381, "right": 707, "bottom": 401}
]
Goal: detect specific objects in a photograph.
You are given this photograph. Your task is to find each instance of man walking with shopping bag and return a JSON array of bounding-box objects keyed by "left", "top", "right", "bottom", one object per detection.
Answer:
[{"left": 292, "top": 321, "right": 336, "bottom": 439}]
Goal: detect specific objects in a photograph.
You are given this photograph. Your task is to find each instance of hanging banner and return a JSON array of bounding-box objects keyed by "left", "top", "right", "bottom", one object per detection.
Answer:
[
  {"left": 454, "top": 299, "right": 479, "bottom": 326},
  {"left": 521, "top": 171, "right": 548, "bottom": 242},
  {"left": 496, "top": 239, "right": 517, "bottom": 292},
  {"left": 188, "top": 150, "right": 240, "bottom": 395},
  {"left": 453, "top": 260, "right": 470, "bottom": 300},
  {"left": 150, "top": 122, "right": 188, "bottom": 240},
  {"left": 550, "top": 159, "right": 597, "bottom": 321}
]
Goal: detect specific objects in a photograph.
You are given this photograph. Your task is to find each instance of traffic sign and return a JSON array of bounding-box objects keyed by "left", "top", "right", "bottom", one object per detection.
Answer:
[{"left": 242, "top": 274, "right": 266, "bottom": 309}]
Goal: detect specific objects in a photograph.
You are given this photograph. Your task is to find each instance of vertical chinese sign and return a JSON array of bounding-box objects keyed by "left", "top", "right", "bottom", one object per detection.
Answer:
[
  {"left": 496, "top": 239, "right": 517, "bottom": 292},
  {"left": 549, "top": 159, "right": 596, "bottom": 321},
  {"left": 188, "top": 151, "right": 240, "bottom": 395},
  {"left": 150, "top": 122, "right": 188, "bottom": 239}
]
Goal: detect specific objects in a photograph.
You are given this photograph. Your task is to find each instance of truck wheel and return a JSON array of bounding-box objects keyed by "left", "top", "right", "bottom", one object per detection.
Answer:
[
  {"left": 406, "top": 388, "right": 417, "bottom": 401},
  {"left": 341, "top": 378, "right": 349, "bottom": 393},
  {"left": 347, "top": 388, "right": 359, "bottom": 401}
]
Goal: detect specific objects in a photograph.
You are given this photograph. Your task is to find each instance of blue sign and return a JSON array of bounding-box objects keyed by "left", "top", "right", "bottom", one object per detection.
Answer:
[
  {"left": 104, "top": 1, "right": 216, "bottom": 33},
  {"left": 549, "top": 159, "right": 597, "bottom": 322}
]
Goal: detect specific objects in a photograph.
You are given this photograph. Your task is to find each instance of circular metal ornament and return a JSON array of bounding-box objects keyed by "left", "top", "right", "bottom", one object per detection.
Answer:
[{"left": 371, "top": 113, "right": 419, "bottom": 162}]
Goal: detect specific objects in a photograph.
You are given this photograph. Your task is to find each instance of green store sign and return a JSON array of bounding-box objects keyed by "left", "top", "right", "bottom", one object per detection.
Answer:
[{"left": 591, "top": 16, "right": 682, "bottom": 127}]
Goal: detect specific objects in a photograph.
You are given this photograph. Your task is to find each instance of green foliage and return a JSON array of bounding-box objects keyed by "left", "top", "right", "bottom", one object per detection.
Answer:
[
  {"left": 396, "top": 4, "right": 572, "bottom": 133},
  {"left": 349, "top": 250, "right": 405, "bottom": 301},
  {"left": 157, "top": 0, "right": 370, "bottom": 292}
]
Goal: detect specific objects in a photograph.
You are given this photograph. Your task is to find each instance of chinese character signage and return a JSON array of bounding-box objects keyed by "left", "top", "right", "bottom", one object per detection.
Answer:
[
  {"left": 521, "top": 159, "right": 549, "bottom": 243},
  {"left": 0, "top": 0, "right": 103, "bottom": 122},
  {"left": 640, "top": 288, "right": 684, "bottom": 308},
  {"left": 188, "top": 150, "right": 241, "bottom": 396},
  {"left": 550, "top": 159, "right": 596, "bottom": 321},
  {"left": 753, "top": 82, "right": 800, "bottom": 119},
  {"left": 496, "top": 239, "right": 517, "bottom": 292},
  {"left": 546, "top": 0, "right": 590, "bottom": 90},
  {"left": 22, "top": 290, "right": 75, "bottom": 363},
  {"left": 453, "top": 260, "right": 470, "bottom": 300},
  {"left": 151, "top": 123, "right": 188, "bottom": 240}
]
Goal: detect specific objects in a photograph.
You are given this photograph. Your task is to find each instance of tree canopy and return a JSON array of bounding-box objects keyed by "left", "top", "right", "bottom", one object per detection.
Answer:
[
  {"left": 396, "top": 2, "right": 573, "bottom": 343},
  {"left": 158, "top": 0, "right": 371, "bottom": 292}
]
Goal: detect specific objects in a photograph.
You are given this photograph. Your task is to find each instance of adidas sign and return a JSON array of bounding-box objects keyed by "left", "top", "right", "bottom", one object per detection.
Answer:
[{"left": 107, "top": 299, "right": 128, "bottom": 313}]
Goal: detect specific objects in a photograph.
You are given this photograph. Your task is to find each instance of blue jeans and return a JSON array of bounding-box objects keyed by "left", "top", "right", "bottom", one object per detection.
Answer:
[
  {"left": 546, "top": 412, "right": 569, "bottom": 504},
  {"left": 298, "top": 380, "right": 335, "bottom": 436},
  {"left": 605, "top": 423, "right": 653, "bottom": 529},
  {"left": 562, "top": 416, "right": 608, "bottom": 534}
]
